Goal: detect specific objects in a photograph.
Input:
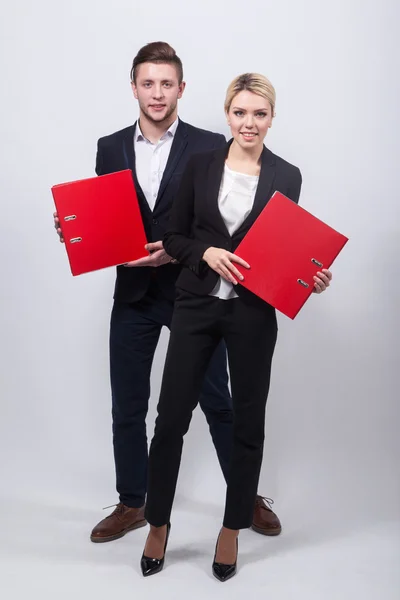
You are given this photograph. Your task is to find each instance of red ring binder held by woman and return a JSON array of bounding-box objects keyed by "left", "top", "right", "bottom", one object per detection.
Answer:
[
  {"left": 235, "top": 191, "right": 349, "bottom": 319},
  {"left": 51, "top": 170, "right": 148, "bottom": 276}
]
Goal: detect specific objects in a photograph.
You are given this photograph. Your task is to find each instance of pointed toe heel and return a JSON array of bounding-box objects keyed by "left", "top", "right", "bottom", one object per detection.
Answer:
[
  {"left": 212, "top": 535, "right": 238, "bottom": 582},
  {"left": 212, "top": 561, "right": 237, "bottom": 582},
  {"left": 141, "top": 523, "right": 171, "bottom": 577},
  {"left": 141, "top": 555, "right": 165, "bottom": 577}
]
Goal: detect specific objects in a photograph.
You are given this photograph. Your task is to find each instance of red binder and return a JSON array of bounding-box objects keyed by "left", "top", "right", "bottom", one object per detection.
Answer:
[
  {"left": 51, "top": 170, "right": 148, "bottom": 276},
  {"left": 235, "top": 191, "right": 348, "bottom": 319}
]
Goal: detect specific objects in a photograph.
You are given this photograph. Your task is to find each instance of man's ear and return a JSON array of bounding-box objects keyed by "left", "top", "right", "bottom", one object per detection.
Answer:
[
  {"left": 131, "top": 81, "right": 138, "bottom": 99},
  {"left": 177, "top": 81, "right": 186, "bottom": 100}
]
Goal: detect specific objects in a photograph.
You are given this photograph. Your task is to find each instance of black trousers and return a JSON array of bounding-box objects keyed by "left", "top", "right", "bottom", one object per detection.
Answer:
[
  {"left": 110, "top": 279, "right": 234, "bottom": 508},
  {"left": 145, "top": 290, "right": 278, "bottom": 530}
]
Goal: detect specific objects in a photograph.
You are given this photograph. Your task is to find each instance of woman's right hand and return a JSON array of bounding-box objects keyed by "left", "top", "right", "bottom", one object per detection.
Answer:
[
  {"left": 53, "top": 212, "right": 64, "bottom": 243},
  {"left": 202, "top": 247, "right": 250, "bottom": 285}
]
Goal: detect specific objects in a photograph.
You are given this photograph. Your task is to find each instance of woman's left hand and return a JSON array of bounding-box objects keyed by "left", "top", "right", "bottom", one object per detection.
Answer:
[{"left": 313, "top": 269, "right": 332, "bottom": 294}]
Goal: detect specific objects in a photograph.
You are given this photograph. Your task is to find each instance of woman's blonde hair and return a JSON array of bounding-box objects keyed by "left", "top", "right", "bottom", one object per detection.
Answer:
[{"left": 224, "top": 73, "right": 276, "bottom": 116}]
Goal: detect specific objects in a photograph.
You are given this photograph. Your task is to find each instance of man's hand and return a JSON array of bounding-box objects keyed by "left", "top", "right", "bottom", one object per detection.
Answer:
[
  {"left": 53, "top": 212, "right": 64, "bottom": 243},
  {"left": 124, "top": 241, "right": 175, "bottom": 268}
]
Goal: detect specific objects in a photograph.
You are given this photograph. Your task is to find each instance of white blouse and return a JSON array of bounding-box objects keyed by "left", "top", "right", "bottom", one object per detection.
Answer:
[{"left": 210, "top": 164, "right": 259, "bottom": 300}]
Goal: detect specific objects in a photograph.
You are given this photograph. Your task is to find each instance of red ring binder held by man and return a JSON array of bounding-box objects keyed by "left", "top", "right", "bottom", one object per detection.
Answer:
[
  {"left": 51, "top": 170, "right": 148, "bottom": 276},
  {"left": 235, "top": 191, "right": 349, "bottom": 319}
]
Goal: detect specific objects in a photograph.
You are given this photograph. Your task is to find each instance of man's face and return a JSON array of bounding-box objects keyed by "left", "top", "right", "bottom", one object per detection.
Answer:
[{"left": 131, "top": 62, "right": 185, "bottom": 124}]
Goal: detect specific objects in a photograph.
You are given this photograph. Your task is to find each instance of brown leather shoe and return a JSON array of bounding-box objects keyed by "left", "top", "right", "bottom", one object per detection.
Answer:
[
  {"left": 90, "top": 503, "right": 147, "bottom": 543},
  {"left": 251, "top": 496, "right": 282, "bottom": 536}
]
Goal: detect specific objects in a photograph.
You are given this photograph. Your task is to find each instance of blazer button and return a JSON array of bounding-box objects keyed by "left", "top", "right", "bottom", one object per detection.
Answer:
[{"left": 152, "top": 218, "right": 159, "bottom": 225}]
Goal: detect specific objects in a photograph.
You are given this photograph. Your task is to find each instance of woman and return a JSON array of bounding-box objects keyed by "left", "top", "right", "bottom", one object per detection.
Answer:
[{"left": 140, "top": 73, "right": 332, "bottom": 581}]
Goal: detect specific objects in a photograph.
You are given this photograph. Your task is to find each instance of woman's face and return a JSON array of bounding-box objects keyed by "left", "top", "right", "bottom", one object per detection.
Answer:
[{"left": 227, "top": 90, "right": 273, "bottom": 150}]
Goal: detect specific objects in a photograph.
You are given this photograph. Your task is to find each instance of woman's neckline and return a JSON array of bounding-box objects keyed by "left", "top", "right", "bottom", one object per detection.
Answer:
[{"left": 224, "top": 162, "right": 259, "bottom": 179}]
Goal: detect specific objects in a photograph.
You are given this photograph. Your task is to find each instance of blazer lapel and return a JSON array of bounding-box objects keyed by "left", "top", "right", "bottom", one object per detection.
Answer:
[
  {"left": 235, "top": 146, "right": 276, "bottom": 238},
  {"left": 153, "top": 119, "right": 188, "bottom": 212},
  {"left": 207, "top": 143, "right": 232, "bottom": 238},
  {"left": 122, "top": 122, "right": 152, "bottom": 219}
]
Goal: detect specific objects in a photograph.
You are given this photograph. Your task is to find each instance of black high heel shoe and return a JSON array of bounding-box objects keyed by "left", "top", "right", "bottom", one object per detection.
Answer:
[
  {"left": 212, "top": 532, "right": 238, "bottom": 582},
  {"left": 141, "top": 523, "right": 171, "bottom": 577}
]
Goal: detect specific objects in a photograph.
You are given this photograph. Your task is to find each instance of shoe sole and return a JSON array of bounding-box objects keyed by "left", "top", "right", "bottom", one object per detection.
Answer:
[
  {"left": 250, "top": 524, "right": 282, "bottom": 536},
  {"left": 90, "top": 519, "right": 147, "bottom": 543}
]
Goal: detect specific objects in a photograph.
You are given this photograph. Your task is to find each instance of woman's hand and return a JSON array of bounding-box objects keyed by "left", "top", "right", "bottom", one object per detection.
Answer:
[
  {"left": 53, "top": 212, "right": 64, "bottom": 243},
  {"left": 202, "top": 247, "right": 250, "bottom": 285},
  {"left": 313, "top": 269, "right": 332, "bottom": 293}
]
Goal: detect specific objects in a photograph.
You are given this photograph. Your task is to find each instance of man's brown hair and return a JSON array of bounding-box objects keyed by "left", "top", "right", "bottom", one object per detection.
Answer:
[{"left": 130, "top": 42, "right": 184, "bottom": 83}]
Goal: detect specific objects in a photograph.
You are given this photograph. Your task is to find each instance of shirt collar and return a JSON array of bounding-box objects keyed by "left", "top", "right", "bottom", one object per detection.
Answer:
[{"left": 135, "top": 118, "right": 179, "bottom": 143}]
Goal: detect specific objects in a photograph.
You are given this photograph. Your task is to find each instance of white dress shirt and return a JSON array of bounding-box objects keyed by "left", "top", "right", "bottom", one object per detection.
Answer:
[
  {"left": 210, "top": 164, "right": 259, "bottom": 300},
  {"left": 134, "top": 118, "right": 179, "bottom": 211}
]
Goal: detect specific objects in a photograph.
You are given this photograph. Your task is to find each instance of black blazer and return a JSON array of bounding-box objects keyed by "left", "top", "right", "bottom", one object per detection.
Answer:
[
  {"left": 164, "top": 140, "right": 302, "bottom": 299},
  {"left": 96, "top": 119, "right": 225, "bottom": 303}
]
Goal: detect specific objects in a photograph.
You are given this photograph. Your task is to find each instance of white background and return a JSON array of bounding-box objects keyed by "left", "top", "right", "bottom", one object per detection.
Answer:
[{"left": 0, "top": 0, "right": 399, "bottom": 598}]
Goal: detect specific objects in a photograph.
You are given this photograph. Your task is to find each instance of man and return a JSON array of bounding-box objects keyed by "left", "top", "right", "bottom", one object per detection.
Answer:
[{"left": 54, "top": 42, "right": 281, "bottom": 541}]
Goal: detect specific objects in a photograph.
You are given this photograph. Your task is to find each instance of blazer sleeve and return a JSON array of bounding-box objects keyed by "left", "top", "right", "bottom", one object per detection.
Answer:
[
  {"left": 95, "top": 139, "right": 104, "bottom": 176},
  {"left": 287, "top": 166, "right": 302, "bottom": 204},
  {"left": 164, "top": 155, "right": 210, "bottom": 274}
]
